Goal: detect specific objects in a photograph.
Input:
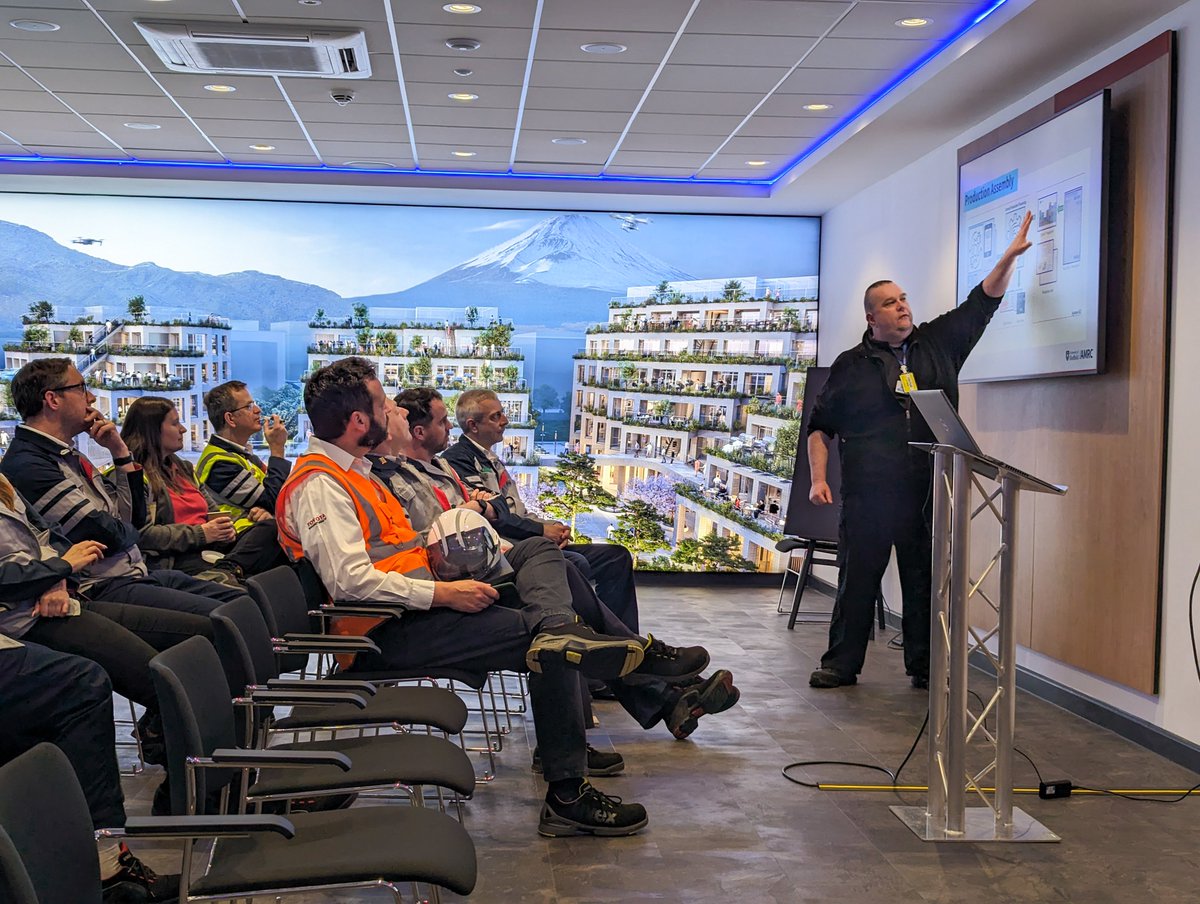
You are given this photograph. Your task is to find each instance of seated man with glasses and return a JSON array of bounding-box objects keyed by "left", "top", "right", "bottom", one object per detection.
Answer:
[
  {"left": 0, "top": 359, "right": 249, "bottom": 619},
  {"left": 195, "top": 380, "right": 293, "bottom": 534}
]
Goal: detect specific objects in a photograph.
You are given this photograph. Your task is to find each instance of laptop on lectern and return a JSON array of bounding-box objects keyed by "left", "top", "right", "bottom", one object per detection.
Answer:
[{"left": 908, "top": 390, "right": 1062, "bottom": 491}]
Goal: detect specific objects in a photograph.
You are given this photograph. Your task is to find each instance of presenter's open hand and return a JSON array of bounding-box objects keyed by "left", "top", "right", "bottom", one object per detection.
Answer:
[
  {"left": 1005, "top": 209, "right": 1034, "bottom": 260},
  {"left": 809, "top": 480, "right": 833, "bottom": 506},
  {"left": 433, "top": 580, "right": 499, "bottom": 613}
]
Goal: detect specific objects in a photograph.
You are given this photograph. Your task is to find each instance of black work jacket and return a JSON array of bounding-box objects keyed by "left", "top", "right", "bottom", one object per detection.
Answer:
[{"left": 808, "top": 283, "right": 1002, "bottom": 495}]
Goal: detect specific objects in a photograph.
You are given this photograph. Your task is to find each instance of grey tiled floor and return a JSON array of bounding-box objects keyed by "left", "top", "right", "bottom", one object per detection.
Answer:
[{"left": 121, "top": 584, "right": 1200, "bottom": 902}]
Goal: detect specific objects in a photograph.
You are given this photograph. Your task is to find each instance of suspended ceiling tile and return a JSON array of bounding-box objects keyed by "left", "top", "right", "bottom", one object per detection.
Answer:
[
  {"left": 619, "top": 132, "right": 725, "bottom": 153},
  {"left": 225, "top": 139, "right": 317, "bottom": 159},
  {"left": 57, "top": 93, "right": 184, "bottom": 118},
  {"left": 172, "top": 97, "right": 295, "bottom": 122},
  {"left": 735, "top": 117, "right": 828, "bottom": 140},
  {"left": 608, "top": 148, "right": 712, "bottom": 168},
  {"left": 405, "top": 81, "right": 523, "bottom": 108},
  {"left": 686, "top": 0, "right": 851, "bottom": 37},
  {"left": 830, "top": 1, "right": 979, "bottom": 41},
  {"left": 640, "top": 90, "right": 762, "bottom": 116},
  {"left": 304, "top": 121, "right": 410, "bottom": 145},
  {"left": 654, "top": 63, "right": 791, "bottom": 94},
  {"left": 801, "top": 36, "right": 939, "bottom": 70},
  {"left": 754, "top": 93, "right": 858, "bottom": 118},
  {"left": 421, "top": 145, "right": 513, "bottom": 164},
  {"left": 603, "top": 164, "right": 704, "bottom": 178},
  {"left": 412, "top": 124, "right": 513, "bottom": 146},
  {"left": 535, "top": 29, "right": 675, "bottom": 65},
  {"left": 669, "top": 33, "right": 819, "bottom": 68},
  {"left": 718, "top": 135, "right": 814, "bottom": 156},
  {"left": 292, "top": 102, "right": 408, "bottom": 127},
  {"left": 524, "top": 86, "right": 643, "bottom": 111},
  {"left": 0, "top": 9, "right": 118, "bottom": 43},
  {"left": 510, "top": 161, "right": 604, "bottom": 174},
  {"left": 399, "top": 53, "right": 527, "bottom": 86},
  {"left": 777, "top": 66, "right": 894, "bottom": 95},
  {"left": 528, "top": 59, "right": 658, "bottom": 91},
  {"left": 191, "top": 118, "right": 308, "bottom": 141},
  {"left": 237, "top": 0, "right": 386, "bottom": 21},
  {"left": 1, "top": 40, "right": 140, "bottom": 72},
  {"left": 153, "top": 73, "right": 285, "bottom": 101},
  {"left": 395, "top": 24, "right": 532, "bottom": 60},
  {"left": 520, "top": 108, "right": 631, "bottom": 132},
  {"left": 22, "top": 145, "right": 128, "bottom": 158},
  {"left": 627, "top": 111, "right": 746, "bottom": 136},
  {"left": 539, "top": 0, "right": 695, "bottom": 32},
  {"left": 389, "top": 0, "right": 541, "bottom": 28},
  {"left": 406, "top": 103, "right": 511, "bottom": 129}
]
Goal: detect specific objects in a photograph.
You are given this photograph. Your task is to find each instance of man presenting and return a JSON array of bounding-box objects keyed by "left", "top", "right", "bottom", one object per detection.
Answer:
[{"left": 807, "top": 211, "right": 1033, "bottom": 690}]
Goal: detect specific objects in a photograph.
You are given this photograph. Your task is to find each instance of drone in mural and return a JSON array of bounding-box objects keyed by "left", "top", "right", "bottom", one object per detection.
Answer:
[
  {"left": 609, "top": 213, "right": 651, "bottom": 232},
  {"left": 71, "top": 237, "right": 104, "bottom": 245}
]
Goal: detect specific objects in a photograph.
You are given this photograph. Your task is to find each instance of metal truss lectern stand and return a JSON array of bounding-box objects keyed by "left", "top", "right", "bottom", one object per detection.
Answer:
[{"left": 891, "top": 444, "right": 1066, "bottom": 843}]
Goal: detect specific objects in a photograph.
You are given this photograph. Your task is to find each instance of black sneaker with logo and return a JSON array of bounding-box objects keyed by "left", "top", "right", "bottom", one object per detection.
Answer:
[
  {"left": 532, "top": 744, "right": 625, "bottom": 776},
  {"left": 665, "top": 669, "right": 740, "bottom": 740},
  {"left": 101, "top": 843, "right": 180, "bottom": 903},
  {"left": 526, "top": 623, "right": 644, "bottom": 679},
  {"left": 538, "top": 782, "right": 648, "bottom": 837},
  {"left": 630, "top": 635, "right": 709, "bottom": 683}
]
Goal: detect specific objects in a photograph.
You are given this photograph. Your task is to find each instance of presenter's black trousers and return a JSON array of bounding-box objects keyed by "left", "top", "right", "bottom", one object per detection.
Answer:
[{"left": 821, "top": 482, "right": 931, "bottom": 679}]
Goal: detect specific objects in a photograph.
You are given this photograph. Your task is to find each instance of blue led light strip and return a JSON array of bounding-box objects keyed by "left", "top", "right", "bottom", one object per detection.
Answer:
[
  {"left": 1, "top": 0, "right": 1010, "bottom": 190},
  {"left": 766, "top": 0, "right": 1012, "bottom": 185}
]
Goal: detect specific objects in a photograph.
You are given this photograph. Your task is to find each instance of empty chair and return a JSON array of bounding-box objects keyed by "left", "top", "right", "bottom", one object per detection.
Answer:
[{"left": 0, "top": 741, "right": 476, "bottom": 903}]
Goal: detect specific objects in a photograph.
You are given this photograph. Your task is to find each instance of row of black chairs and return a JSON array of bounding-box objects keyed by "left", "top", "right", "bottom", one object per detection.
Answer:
[{"left": 0, "top": 565, "right": 488, "bottom": 903}]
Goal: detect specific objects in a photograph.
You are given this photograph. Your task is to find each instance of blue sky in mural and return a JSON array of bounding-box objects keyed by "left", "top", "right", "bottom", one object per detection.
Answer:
[{"left": 0, "top": 193, "right": 819, "bottom": 302}]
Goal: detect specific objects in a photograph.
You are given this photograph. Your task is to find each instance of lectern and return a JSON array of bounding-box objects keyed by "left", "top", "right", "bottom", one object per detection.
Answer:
[{"left": 890, "top": 439, "right": 1066, "bottom": 843}]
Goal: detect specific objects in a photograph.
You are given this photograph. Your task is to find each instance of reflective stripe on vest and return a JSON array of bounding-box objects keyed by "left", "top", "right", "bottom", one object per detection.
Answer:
[{"left": 195, "top": 444, "right": 264, "bottom": 532}]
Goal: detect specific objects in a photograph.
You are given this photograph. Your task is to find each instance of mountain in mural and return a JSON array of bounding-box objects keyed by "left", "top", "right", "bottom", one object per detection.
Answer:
[
  {"left": 345, "top": 213, "right": 694, "bottom": 325},
  {"left": 0, "top": 220, "right": 344, "bottom": 331}
]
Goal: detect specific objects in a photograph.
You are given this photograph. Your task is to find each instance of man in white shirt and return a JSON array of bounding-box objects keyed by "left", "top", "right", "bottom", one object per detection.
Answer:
[{"left": 276, "top": 357, "right": 652, "bottom": 837}]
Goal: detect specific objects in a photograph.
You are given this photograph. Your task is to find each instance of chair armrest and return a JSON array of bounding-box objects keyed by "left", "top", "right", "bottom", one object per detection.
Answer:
[
  {"left": 121, "top": 814, "right": 296, "bottom": 840},
  {"left": 321, "top": 602, "right": 409, "bottom": 620},
  {"left": 244, "top": 688, "right": 368, "bottom": 709},
  {"left": 265, "top": 678, "right": 377, "bottom": 696},
  {"left": 274, "top": 637, "right": 380, "bottom": 655},
  {"left": 209, "top": 748, "right": 352, "bottom": 771},
  {"left": 281, "top": 631, "right": 371, "bottom": 645}
]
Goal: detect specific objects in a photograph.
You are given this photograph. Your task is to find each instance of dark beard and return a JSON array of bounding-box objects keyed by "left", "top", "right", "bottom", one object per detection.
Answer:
[{"left": 362, "top": 414, "right": 389, "bottom": 450}]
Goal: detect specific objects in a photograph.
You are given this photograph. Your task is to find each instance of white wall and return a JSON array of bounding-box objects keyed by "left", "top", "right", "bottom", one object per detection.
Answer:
[{"left": 818, "top": 0, "right": 1200, "bottom": 744}]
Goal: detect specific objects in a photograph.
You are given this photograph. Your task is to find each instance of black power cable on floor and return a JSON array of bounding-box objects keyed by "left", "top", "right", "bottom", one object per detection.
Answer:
[{"left": 781, "top": 710, "right": 929, "bottom": 789}]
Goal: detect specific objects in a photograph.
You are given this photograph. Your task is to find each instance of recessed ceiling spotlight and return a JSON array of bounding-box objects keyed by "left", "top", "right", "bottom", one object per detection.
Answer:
[
  {"left": 551, "top": 137, "right": 587, "bottom": 145},
  {"left": 443, "top": 3, "right": 481, "bottom": 13},
  {"left": 249, "top": 144, "right": 275, "bottom": 151},
  {"left": 896, "top": 17, "right": 931, "bottom": 27},
  {"left": 298, "top": 0, "right": 322, "bottom": 5},
  {"left": 203, "top": 84, "right": 237, "bottom": 93},
  {"left": 123, "top": 122, "right": 161, "bottom": 130},
  {"left": 448, "top": 92, "right": 478, "bottom": 101},
  {"left": 452, "top": 150, "right": 477, "bottom": 157},
  {"left": 9, "top": 19, "right": 60, "bottom": 32},
  {"left": 342, "top": 160, "right": 397, "bottom": 168},
  {"left": 453, "top": 67, "right": 473, "bottom": 77},
  {"left": 580, "top": 42, "right": 627, "bottom": 54},
  {"left": 745, "top": 160, "right": 769, "bottom": 167},
  {"left": 445, "top": 37, "right": 481, "bottom": 51},
  {"left": 802, "top": 103, "right": 833, "bottom": 111}
]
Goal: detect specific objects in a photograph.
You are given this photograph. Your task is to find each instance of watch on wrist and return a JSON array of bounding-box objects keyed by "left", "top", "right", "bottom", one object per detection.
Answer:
[{"left": 111, "top": 454, "right": 134, "bottom": 466}]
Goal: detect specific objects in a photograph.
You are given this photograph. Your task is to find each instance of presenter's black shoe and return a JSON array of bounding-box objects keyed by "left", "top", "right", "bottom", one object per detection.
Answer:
[
  {"left": 527, "top": 624, "right": 644, "bottom": 679},
  {"left": 538, "top": 782, "right": 648, "bottom": 837},
  {"left": 666, "top": 670, "right": 740, "bottom": 740},
  {"left": 809, "top": 667, "right": 857, "bottom": 688},
  {"left": 910, "top": 673, "right": 930, "bottom": 689},
  {"left": 532, "top": 744, "right": 625, "bottom": 776},
  {"left": 629, "top": 635, "right": 709, "bottom": 683}
]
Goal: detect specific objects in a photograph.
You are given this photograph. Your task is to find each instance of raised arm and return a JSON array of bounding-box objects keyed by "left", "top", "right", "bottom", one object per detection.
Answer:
[{"left": 982, "top": 209, "right": 1034, "bottom": 297}]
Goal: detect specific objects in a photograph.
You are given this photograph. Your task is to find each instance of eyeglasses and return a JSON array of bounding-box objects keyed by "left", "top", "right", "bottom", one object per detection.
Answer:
[
  {"left": 49, "top": 381, "right": 87, "bottom": 395},
  {"left": 229, "top": 400, "right": 259, "bottom": 413}
]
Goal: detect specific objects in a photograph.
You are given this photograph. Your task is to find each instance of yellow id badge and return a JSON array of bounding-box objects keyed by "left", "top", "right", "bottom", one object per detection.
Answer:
[{"left": 899, "top": 371, "right": 918, "bottom": 393}]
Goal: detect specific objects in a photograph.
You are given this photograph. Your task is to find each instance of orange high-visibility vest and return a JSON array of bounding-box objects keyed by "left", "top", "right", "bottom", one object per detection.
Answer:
[{"left": 277, "top": 453, "right": 433, "bottom": 665}]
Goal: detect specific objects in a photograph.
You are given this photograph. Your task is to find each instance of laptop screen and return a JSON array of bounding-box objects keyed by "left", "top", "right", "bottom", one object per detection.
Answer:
[{"left": 908, "top": 390, "right": 982, "bottom": 455}]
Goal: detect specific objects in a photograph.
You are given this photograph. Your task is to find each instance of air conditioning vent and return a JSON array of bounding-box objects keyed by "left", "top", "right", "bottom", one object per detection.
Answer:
[{"left": 135, "top": 21, "right": 371, "bottom": 79}]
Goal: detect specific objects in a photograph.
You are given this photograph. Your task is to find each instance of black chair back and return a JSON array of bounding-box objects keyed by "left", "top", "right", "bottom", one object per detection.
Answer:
[
  {"left": 0, "top": 744, "right": 101, "bottom": 903},
  {"left": 211, "top": 596, "right": 281, "bottom": 691},
  {"left": 246, "top": 565, "right": 318, "bottom": 675},
  {"left": 149, "top": 637, "right": 238, "bottom": 816}
]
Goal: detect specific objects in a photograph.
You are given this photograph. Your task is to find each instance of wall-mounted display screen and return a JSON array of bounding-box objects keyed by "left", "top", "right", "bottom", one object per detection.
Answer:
[
  {"left": 957, "top": 90, "right": 1109, "bottom": 382},
  {"left": 0, "top": 193, "right": 819, "bottom": 574}
]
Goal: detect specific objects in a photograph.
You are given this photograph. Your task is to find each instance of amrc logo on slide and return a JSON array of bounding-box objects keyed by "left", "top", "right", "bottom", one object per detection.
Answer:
[{"left": 1065, "top": 348, "right": 1095, "bottom": 362}]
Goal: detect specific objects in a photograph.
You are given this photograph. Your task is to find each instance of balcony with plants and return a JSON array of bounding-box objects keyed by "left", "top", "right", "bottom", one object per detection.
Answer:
[
  {"left": 86, "top": 374, "right": 194, "bottom": 392},
  {"left": 675, "top": 481, "right": 783, "bottom": 541}
]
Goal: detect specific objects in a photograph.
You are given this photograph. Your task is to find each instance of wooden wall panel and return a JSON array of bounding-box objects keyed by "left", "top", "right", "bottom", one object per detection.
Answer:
[{"left": 958, "top": 40, "right": 1173, "bottom": 693}]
